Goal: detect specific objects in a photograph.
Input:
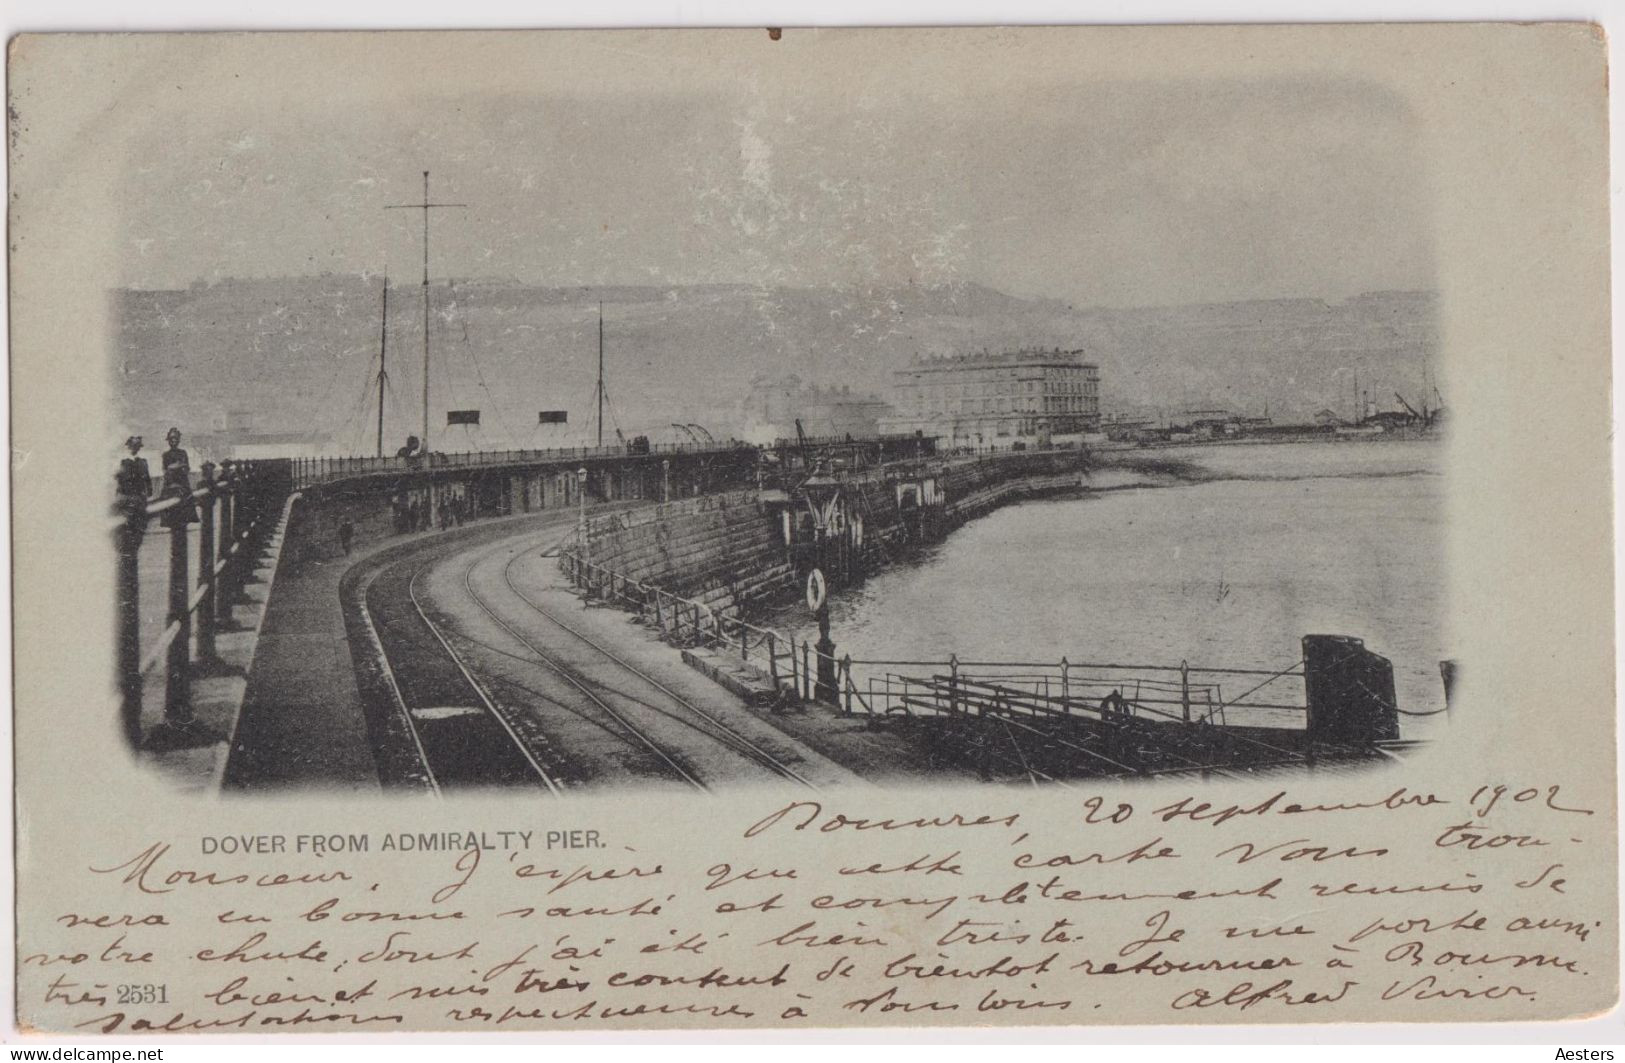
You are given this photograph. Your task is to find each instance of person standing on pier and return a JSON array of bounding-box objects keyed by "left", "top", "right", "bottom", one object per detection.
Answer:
[
  {"left": 159, "top": 426, "right": 199, "bottom": 528},
  {"left": 114, "top": 435, "right": 152, "bottom": 519}
]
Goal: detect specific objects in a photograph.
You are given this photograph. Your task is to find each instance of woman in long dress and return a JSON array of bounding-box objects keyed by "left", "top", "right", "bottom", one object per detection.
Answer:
[
  {"left": 159, "top": 426, "right": 199, "bottom": 528},
  {"left": 114, "top": 435, "right": 152, "bottom": 518}
]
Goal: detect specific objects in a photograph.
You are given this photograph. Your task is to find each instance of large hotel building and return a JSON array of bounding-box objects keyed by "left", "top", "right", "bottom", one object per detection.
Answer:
[{"left": 879, "top": 348, "right": 1101, "bottom": 447}]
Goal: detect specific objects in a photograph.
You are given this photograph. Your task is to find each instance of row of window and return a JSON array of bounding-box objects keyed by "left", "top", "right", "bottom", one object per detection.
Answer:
[
  {"left": 902, "top": 381, "right": 1099, "bottom": 404},
  {"left": 909, "top": 395, "right": 1101, "bottom": 415}
]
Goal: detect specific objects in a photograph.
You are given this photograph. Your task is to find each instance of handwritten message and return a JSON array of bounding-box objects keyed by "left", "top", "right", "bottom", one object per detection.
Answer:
[{"left": 17, "top": 780, "right": 1615, "bottom": 1033}]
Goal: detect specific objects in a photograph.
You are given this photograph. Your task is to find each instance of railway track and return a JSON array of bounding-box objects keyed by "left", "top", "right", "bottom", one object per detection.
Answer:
[
  {"left": 364, "top": 550, "right": 566, "bottom": 795},
  {"left": 366, "top": 528, "right": 817, "bottom": 792},
  {"left": 487, "top": 543, "right": 816, "bottom": 789}
]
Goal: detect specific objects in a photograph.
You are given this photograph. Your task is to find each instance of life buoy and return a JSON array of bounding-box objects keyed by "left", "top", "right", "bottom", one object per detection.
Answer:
[{"left": 805, "top": 568, "right": 827, "bottom": 613}]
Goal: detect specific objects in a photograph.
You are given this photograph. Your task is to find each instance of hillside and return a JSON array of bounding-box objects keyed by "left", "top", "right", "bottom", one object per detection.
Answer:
[{"left": 113, "top": 277, "right": 1438, "bottom": 451}]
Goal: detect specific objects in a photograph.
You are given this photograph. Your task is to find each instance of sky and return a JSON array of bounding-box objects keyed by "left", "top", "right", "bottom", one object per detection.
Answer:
[{"left": 117, "top": 57, "right": 1434, "bottom": 307}]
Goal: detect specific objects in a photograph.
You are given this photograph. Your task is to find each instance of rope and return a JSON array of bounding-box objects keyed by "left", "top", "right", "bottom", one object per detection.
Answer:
[
  {"left": 337, "top": 345, "right": 383, "bottom": 455},
  {"left": 1214, "top": 658, "right": 1307, "bottom": 713},
  {"left": 450, "top": 278, "right": 520, "bottom": 450}
]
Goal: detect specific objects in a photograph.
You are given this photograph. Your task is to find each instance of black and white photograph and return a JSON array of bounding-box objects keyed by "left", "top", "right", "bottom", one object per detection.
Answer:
[{"left": 106, "top": 34, "right": 1450, "bottom": 794}]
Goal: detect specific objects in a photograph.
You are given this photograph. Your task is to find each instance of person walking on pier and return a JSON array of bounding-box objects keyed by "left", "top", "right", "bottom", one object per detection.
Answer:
[{"left": 159, "top": 427, "right": 198, "bottom": 528}]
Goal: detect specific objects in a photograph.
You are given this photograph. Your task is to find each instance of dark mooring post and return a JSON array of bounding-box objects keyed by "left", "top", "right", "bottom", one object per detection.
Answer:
[
  {"left": 1439, "top": 659, "right": 1458, "bottom": 715},
  {"left": 1302, "top": 634, "right": 1400, "bottom": 745},
  {"left": 814, "top": 601, "right": 837, "bottom": 705}
]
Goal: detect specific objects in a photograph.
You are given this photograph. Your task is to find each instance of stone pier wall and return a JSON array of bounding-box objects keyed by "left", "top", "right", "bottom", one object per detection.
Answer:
[
  {"left": 575, "top": 448, "right": 1091, "bottom": 622},
  {"left": 581, "top": 490, "right": 796, "bottom": 618}
]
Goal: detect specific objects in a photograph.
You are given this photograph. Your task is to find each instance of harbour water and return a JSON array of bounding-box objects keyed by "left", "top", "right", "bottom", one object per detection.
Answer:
[{"left": 779, "top": 440, "right": 1447, "bottom": 734}]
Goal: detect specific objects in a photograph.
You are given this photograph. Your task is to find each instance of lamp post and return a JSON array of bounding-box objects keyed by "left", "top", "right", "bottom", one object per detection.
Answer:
[{"left": 577, "top": 466, "right": 588, "bottom": 554}]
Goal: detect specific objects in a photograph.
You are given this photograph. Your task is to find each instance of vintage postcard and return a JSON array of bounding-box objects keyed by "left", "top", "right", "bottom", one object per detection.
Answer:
[{"left": 8, "top": 25, "right": 1616, "bottom": 1035}]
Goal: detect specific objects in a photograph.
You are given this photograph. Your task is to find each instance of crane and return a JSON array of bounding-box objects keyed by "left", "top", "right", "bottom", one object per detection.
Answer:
[{"left": 1394, "top": 390, "right": 1441, "bottom": 427}]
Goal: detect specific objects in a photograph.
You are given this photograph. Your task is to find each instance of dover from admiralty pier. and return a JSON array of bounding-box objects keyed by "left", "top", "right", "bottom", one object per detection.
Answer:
[{"left": 108, "top": 62, "right": 1450, "bottom": 797}]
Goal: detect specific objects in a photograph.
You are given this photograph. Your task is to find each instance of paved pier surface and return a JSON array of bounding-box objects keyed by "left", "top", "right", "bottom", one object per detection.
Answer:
[{"left": 224, "top": 511, "right": 575, "bottom": 792}]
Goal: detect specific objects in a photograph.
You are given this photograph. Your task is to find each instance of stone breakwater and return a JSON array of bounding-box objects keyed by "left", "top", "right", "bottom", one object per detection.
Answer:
[
  {"left": 577, "top": 490, "right": 798, "bottom": 618},
  {"left": 576, "top": 449, "right": 1093, "bottom": 624}
]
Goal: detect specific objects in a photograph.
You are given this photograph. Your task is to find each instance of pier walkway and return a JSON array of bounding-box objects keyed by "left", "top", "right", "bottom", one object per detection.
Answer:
[
  {"left": 222, "top": 509, "right": 610, "bottom": 793},
  {"left": 119, "top": 439, "right": 1422, "bottom": 791}
]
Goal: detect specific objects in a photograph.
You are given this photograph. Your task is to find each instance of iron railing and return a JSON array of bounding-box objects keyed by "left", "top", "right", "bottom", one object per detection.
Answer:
[
  {"left": 836, "top": 656, "right": 1309, "bottom": 728},
  {"left": 289, "top": 441, "right": 755, "bottom": 489},
  {"left": 559, "top": 552, "right": 810, "bottom": 700},
  {"left": 556, "top": 548, "right": 1308, "bottom": 733},
  {"left": 287, "top": 434, "right": 1079, "bottom": 491},
  {"left": 112, "top": 460, "right": 290, "bottom": 750}
]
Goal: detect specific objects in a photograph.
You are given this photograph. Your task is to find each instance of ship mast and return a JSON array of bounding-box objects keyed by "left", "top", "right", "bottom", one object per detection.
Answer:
[
  {"left": 385, "top": 171, "right": 466, "bottom": 454},
  {"left": 375, "top": 276, "right": 389, "bottom": 458},
  {"left": 597, "top": 301, "right": 605, "bottom": 448}
]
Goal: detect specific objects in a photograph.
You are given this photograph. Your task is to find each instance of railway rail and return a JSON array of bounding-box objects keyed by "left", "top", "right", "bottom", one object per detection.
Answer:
[
  {"left": 363, "top": 528, "right": 817, "bottom": 792},
  {"left": 489, "top": 542, "right": 816, "bottom": 789},
  {"left": 364, "top": 550, "right": 566, "bottom": 795}
]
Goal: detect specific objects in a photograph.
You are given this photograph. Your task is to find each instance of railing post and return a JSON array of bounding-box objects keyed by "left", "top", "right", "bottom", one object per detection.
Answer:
[
  {"left": 740, "top": 621, "right": 749, "bottom": 661},
  {"left": 802, "top": 641, "right": 812, "bottom": 700},
  {"left": 978, "top": 698, "right": 993, "bottom": 781},
  {"left": 767, "top": 633, "right": 778, "bottom": 687},
  {"left": 233, "top": 468, "right": 256, "bottom": 605},
  {"left": 161, "top": 507, "right": 193, "bottom": 734},
  {"left": 215, "top": 464, "right": 237, "bottom": 626},
  {"left": 949, "top": 653, "right": 960, "bottom": 716},
  {"left": 240, "top": 463, "right": 265, "bottom": 603},
  {"left": 194, "top": 464, "right": 218, "bottom": 664},
  {"left": 115, "top": 508, "right": 144, "bottom": 749},
  {"left": 1180, "top": 659, "right": 1191, "bottom": 724},
  {"left": 1060, "top": 656, "right": 1069, "bottom": 711},
  {"left": 842, "top": 654, "right": 853, "bottom": 714}
]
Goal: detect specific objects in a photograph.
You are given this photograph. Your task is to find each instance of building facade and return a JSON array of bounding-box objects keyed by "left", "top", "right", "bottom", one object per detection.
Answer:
[
  {"left": 880, "top": 348, "right": 1101, "bottom": 447},
  {"left": 739, "top": 374, "right": 894, "bottom": 443}
]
